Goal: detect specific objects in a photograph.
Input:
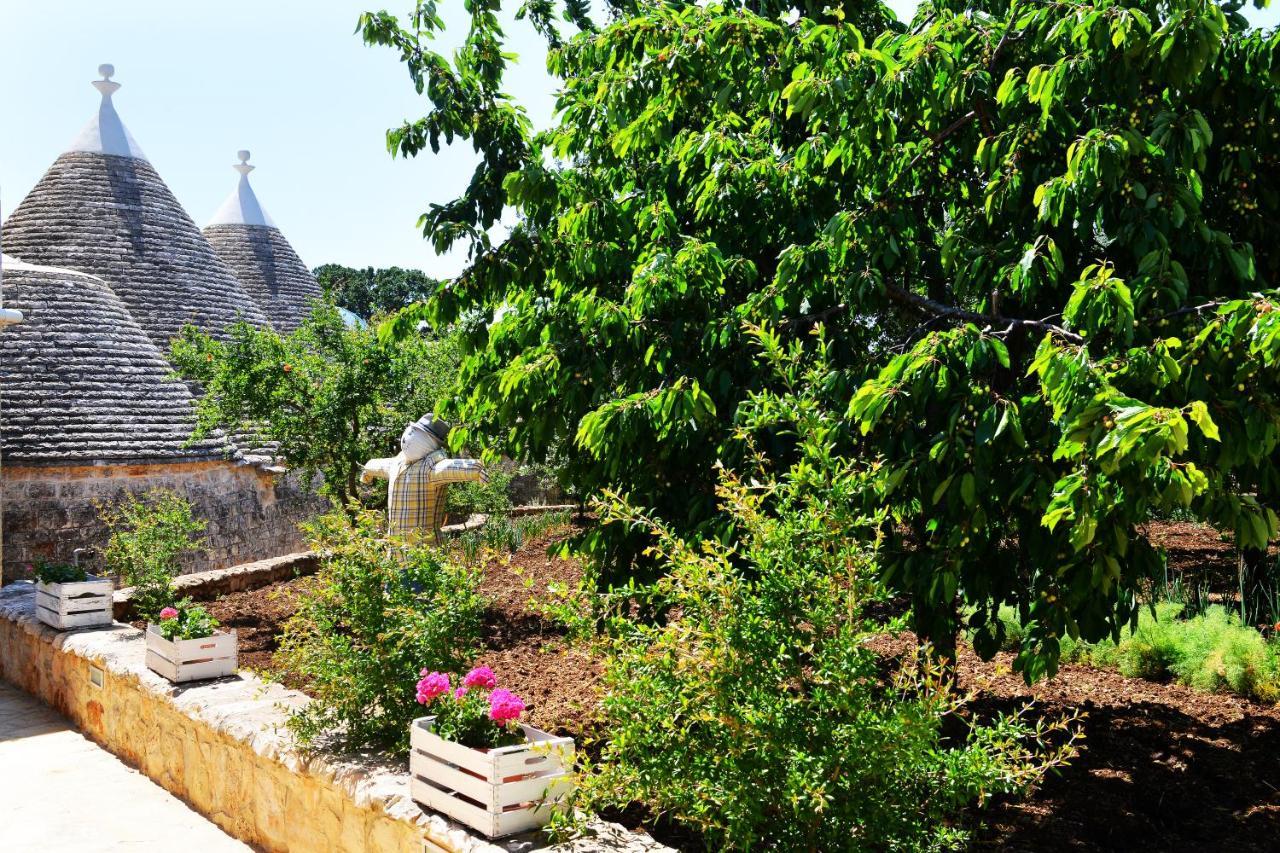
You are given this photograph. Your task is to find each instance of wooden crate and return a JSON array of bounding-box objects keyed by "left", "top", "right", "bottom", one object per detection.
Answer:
[
  {"left": 409, "top": 716, "right": 574, "bottom": 838},
  {"left": 35, "top": 576, "right": 114, "bottom": 630},
  {"left": 145, "top": 626, "right": 238, "bottom": 683}
]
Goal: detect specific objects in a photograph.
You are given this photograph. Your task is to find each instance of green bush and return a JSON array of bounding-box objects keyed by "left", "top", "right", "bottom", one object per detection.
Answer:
[
  {"left": 444, "top": 465, "right": 514, "bottom": 517},
  {"left": 989, "top": 602, "right": 1280, "bottom": 704},
  {"left": 570, "top": 465, "right": 1078, "bottom": 851},
  {"left": 100, "top": 490, "right": 205, "bottom": 622},
  {"left": 1105, "top": 605, "right": 1280, "bottom": 703},
  {"left": 277, "top": 511, "right": 485, "bottom": 754}
]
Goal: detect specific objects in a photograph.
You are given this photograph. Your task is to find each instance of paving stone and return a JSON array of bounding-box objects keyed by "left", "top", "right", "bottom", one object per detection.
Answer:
[{"left": 0, "top": 680, "right": 251, "bottom": 852}]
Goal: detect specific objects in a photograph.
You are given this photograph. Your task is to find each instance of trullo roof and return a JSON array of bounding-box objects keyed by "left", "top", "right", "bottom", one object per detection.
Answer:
[
  {"left": 204, "top": 151, "right": 322, "bottom": 333},
  {"left": 0, "top": 66, "right": 270, "bottom": 353},
  {"left": 0, "top": 255, "right": 230, "bottom": 464}
]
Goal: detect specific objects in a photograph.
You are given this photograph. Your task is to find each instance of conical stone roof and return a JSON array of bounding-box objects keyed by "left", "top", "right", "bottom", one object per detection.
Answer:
[
  {"left": 1, "top": 66, "right": 270, "bottom": 353},
  {"left": 204, "top": 151, "right": 322, "bottom": 333},
  {"left": 0, "top": 255, "right": 230, "bottom": 464}
]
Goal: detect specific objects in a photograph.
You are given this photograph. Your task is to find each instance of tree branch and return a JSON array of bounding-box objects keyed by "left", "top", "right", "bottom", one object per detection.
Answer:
[
  {"left": 780, "top": 287, "right": 1084, "bottom": 345},
  {"left": 883, "top": 285, "right": 1085, "bottom": 344}
]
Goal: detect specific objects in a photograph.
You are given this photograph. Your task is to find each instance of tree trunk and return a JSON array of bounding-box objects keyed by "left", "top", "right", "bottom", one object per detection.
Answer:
[{"left": 1239, "top": 546, "right": 1276, "bottom": 626}]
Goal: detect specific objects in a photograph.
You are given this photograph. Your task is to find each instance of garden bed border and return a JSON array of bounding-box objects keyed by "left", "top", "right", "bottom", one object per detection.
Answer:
[{"left": 0, "top": 581, "right": 663, "bottom": 853}]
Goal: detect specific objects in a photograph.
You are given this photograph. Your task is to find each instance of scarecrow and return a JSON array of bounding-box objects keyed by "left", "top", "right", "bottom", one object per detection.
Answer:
[{"left": 362, "top": 414, "right": 487, "bottom": 542}]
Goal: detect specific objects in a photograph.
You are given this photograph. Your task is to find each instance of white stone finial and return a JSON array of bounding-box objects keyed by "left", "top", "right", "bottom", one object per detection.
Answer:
[
  {"left": 69, "top": 63, "right": 145, "bottom": 159},
  {"left": 92, "top": 62, "right": 121, "bottom": 98},
  {"left": 210, "top": 150, "right": 274, "bottom": 227}
]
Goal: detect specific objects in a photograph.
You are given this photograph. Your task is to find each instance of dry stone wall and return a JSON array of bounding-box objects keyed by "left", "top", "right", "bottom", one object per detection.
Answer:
[{"left": 1, "top": 460, "right": 328, "bottom": 581}]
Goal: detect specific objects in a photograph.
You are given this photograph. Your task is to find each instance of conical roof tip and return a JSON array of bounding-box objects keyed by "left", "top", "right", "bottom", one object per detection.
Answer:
[
  {"left": 208, "top": 150, "right": 275, "bottom": 227},
  {"left": 66, "top": 64, "right": 148, "bottom": 160}
]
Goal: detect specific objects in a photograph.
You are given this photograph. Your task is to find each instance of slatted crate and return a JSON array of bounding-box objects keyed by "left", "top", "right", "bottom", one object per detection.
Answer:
[
  {"left": 145, "top": 625, "right": 238, "bottom": 683},
  {"left": 409, "top": 716, "right": 574, "bottom": 838},
  {"left": 35, "top": 576, "right": 114, "bottom": 630}
]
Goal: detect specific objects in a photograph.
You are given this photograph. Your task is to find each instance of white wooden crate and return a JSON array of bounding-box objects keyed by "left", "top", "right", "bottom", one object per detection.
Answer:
[
  {"left": 35, "top": 576, "right": 114, "bottom": 630},
  {"left": 145, "top": 625, "right": 238, "bottom": 683},
  {"left": 409, "top": 716, "right": 574, "bottom": 838}
]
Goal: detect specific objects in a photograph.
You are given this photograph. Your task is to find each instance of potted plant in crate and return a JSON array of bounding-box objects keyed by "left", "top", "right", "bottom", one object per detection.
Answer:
[
  {"left": 410, "top": 666, "right": 574, "bottom": 838},
  {"left": 33, "top": 562, "right": 114, "bottom": 630},
  {"left": 145, "top": 601, "right": 237, "bottom": 683}
]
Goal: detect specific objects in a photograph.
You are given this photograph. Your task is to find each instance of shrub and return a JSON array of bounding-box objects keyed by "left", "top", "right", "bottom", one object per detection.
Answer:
[
  {"left": 170, "top": 306, "right": 460, "bottom": 513},
  {"left": 276, "top": 510, "right": 485, "bottom": 754},
  {"left": 1109, "top": 605, "right": 1280, "bottom": 703},
  {"left": 570, "top": 465, "right": 1079, "bottom": 851},
  {"left": 100, "top": 490, "right": 205, "bottom": 622},
  {"left": 445, "top": 465, "right": 514, "bottom": 517},
  {"left": 991, "top": 602, "right": 1280, "bottom": 704}
]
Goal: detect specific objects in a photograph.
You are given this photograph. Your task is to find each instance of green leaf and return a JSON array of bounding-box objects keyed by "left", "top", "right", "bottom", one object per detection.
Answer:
[{"left": 1187, "top": 401, "right": 1220, "bottom": 441}]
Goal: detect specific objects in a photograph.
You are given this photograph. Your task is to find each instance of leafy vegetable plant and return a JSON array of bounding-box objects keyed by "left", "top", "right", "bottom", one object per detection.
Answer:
[{"left": 33, "top": 562, "right": 89, "bottom": 585}]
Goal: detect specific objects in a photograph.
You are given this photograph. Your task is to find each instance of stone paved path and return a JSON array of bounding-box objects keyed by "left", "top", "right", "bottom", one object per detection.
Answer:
[{"left": 0, "top": 680, "right": 251, "bottom": 852}]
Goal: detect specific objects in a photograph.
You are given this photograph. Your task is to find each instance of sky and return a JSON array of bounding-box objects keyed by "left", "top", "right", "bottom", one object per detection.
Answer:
[{"left": 0, "top": 1, "right": 1276, "bottom": 279}]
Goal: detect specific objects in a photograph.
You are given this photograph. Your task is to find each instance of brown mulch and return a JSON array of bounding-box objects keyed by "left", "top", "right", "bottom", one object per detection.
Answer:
[
  {"left": 1147, "top": 519, "right": 1240, "bottom": 592},
  {"left": 203, "top": 578, "right": 309, "bottom": 689},
  {"left": 203, "top": 524, "right": 602, "bottom": 736},
  {"left": 470, "top": 531, "right": 604, "bottom": 738},
  {"left": 202, "top": 520, "right": 1280, "bottom": 851},
  {"left": 964, "top": 647, "right": 1280, "bottom": 851}
]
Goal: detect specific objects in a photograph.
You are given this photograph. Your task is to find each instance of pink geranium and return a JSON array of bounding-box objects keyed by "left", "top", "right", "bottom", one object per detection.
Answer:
[
  {"left": 416, "top": 671, "right": 451, "bottom": 704},
  {"left": 159, "top": 607, "right": 179, "bottom": 620},
  {"left": 462, "top": 665, "right": 497, "bottom": 689},
  {"left": 487, "top": 688, "right": 526, "bottom": 724}
]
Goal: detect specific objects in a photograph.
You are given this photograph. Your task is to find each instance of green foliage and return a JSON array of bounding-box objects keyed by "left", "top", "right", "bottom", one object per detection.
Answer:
[
  {"left": 365, "top": 0, "right": 1280, "bottom": 680},
  {"left": 33, "top": 563, "right": 88, "bottom": 585},
  {"left": 451, "top": 510, "right": 573, "bottom": 565},
  {"left": 156, "top": 600, "right": 221, "bottom": 642},
  {"left": 313, "top": 263, "right": 440, "bottom": 320},
  {"left": 100, "top": 490, "right": 205, "bottom": 623},
  {"left": 444, "top": 465, "right": 513, "bottom": 516},
  {"left": 170, "top": 305, "right": 460, "bottom": 511},
  {"left": 990, "top": 602, "right": 1280, "bottom": 703},
  {"left": 572, "top": 455, "right": 1078, "bottom": 850},
  {"left": 276, "top": 511, "right": 485, "bottom": 754}
]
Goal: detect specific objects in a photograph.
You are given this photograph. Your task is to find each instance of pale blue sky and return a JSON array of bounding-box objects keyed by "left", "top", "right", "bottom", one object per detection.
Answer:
[{"left": 0, "top": 1, "right": 1274, "bottom": 278}]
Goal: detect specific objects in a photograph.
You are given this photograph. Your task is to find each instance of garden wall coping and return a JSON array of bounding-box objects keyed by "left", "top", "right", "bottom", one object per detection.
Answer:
[
  {"left": 0, "top": 582, "right": 669, "bottom": 853},
  {"left": 112, "top": 550, "right": 318, "bottom": 619}
]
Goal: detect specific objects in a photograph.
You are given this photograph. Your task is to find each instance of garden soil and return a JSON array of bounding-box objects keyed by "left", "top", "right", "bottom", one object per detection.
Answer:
[{"left": 204, "top": 522, "right": 1280, "bottom": 851}]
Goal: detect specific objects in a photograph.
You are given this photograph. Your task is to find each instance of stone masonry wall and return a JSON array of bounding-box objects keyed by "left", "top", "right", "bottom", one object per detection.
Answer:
[
  {"left": 0, "top": 585, "right": 668, "bottom": 853},
  {"left": 1, "top": 459, "right": 328, "bottom": 582}
]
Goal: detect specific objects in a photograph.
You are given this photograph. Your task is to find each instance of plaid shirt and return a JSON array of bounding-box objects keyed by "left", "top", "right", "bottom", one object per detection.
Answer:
[{"left": 385, "top": 449, "right": 487, "bottom": 542}]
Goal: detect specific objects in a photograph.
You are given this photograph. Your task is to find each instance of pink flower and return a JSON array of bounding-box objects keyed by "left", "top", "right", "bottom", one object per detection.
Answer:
[
  {"left": 462, "top": 666, "right": 497, "bottom": 689},
  {"left": 454, "top": 686, "right": 468, "bottom": 700},
  {"left": 488, "top": 688, "right": 526, "bottom": 724},
  {"left": 415, "top": 671, "right": 451, "bottom": 704},
  {"left": 159, "top": 607, "right": 179, "bottom": 621}
]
